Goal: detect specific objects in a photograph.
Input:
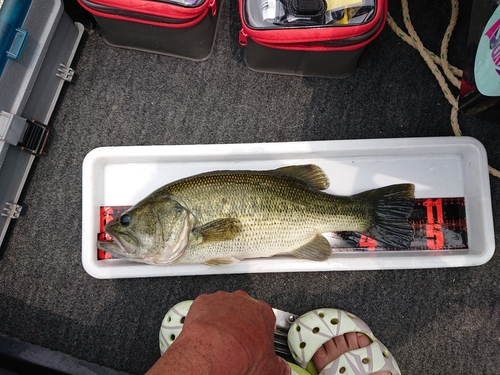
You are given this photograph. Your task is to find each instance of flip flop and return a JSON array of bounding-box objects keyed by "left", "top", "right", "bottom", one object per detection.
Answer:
[
  {"left": 158, "top": 302, "right": 400, "bottom": 375},
  {"left": 159, "top": 300, "right": 193, "bottom": 355},
  {"left": 287, "top": 308, "right": 401, "bottom": 375}
]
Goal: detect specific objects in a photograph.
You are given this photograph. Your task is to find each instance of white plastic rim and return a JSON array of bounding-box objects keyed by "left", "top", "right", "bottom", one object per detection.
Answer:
[{"left": 81, "top": 137, "right": 495, "bottom": 279}]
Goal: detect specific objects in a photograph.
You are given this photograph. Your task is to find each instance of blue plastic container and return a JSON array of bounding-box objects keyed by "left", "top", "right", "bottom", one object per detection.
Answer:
[{"left": 0, "top": 0, "right": 31, "bottom": 77}]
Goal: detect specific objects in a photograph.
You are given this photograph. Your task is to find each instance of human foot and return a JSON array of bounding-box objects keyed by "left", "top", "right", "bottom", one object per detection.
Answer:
[
  {"left": 287, "top": 309, "right": 401, "bottom": 375},
  {"left": 312, "top": 332, "right": 391, "bottom": 375}
]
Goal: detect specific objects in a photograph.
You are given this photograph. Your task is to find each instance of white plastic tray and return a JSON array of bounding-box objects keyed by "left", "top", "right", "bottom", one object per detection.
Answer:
[{"left": 81, "top": 137, "right": 495, "bottom": 279}]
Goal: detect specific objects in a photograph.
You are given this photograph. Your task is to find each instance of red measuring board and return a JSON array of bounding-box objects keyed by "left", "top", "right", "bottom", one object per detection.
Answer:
[
  {"left": 332, "top": 197, "right": 467, "bottom": 251},
  {"left": 97, "top": 197, "right": 467, "bottom": 260}
]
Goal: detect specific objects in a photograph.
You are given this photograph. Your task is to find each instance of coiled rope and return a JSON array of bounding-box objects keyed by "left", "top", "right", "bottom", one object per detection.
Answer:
[{"left": 386, "top": 0, "right": 500, "bottom": 178}]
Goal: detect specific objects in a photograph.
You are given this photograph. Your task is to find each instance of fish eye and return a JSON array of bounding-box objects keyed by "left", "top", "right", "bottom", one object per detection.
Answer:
[{"left": 120, "top": 214, "right": 131, "bottom": 226}]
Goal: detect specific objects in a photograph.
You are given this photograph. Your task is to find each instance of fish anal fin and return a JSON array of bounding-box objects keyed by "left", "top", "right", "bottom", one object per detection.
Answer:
[
  {"left": 274, "top": 165, "right": 330, "bottom": 191},
  {"left": 290, "top": 234, "right": 331, "bottom": 261},
  {"left": 204, "top": 257, "right": 241, "bottom": 266},
  {"left": 193, "top": 218, "right": 241, "bottom": 243}
]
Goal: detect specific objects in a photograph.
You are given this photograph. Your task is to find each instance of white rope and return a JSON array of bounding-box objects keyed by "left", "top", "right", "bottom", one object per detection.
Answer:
[{"left": 386, "top": 0, "right": 500, "bottom": 178}]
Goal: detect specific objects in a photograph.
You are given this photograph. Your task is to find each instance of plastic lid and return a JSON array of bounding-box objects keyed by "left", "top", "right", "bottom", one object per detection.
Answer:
[{"left": 0, "top": 0, "right": 32, "bottom": 78}]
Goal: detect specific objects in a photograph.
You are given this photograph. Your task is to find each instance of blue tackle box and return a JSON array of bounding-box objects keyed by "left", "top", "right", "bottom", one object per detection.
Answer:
[{"left": 0, "top": 0, "right": 84, "bottom": 247}]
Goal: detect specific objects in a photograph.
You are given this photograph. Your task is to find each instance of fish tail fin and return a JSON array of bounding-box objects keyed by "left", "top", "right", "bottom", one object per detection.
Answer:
[{"left": 355, "top": 183, "right": 415, "bottom": 248}]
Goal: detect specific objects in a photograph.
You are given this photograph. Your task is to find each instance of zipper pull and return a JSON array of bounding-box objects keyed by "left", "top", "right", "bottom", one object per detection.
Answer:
[
  {"left": 238, "top": 29, "right": 248, "bottom": 46},
  {"left": 209, "top": 0, "right": 216, "bottom": 16}
]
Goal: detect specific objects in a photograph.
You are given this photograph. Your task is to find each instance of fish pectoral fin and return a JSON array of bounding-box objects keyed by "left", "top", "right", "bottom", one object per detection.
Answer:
[
  {"left": 290, "top": 234, "right": 331, "bottom": 261},
  {"left": 193, "top": 218, "right": 242, "bottom": 243},
  {"left": 204, "top": 257, "right": 242, "bottom": 266},
  {"left": 274, "top": 164, "right": 330, "bottom": 190}
]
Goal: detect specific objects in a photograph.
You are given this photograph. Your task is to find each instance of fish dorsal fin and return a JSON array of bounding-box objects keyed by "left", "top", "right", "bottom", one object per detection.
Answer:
[
  {"left": 192, "top": 218, "right": 242, "bottom": 243},
  {"left": 273, "top": 165, "right": 330, "bottom": 191},
  {"left": 289, "top": 234, "right": 332, "bottom": 261}
]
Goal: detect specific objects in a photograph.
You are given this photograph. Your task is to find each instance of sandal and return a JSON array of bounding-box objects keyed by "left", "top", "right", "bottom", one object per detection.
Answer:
[
  {"left": 159, "top": 300, "right": 193, "bottom": 355},
  {"left": 158, "top": 302, "right": 400, "bottom": 375},
  {"left": 287, "top": 308, "right": 401, "bottom": 375}
]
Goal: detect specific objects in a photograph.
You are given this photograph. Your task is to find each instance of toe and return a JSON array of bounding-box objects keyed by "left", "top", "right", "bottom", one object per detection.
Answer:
[
  {"left": 311, "top": 344, "right": 329, "bottom": 372},
  {"left": 345, "top": 331, "right": 363, "bottom": 349},
  {"left": 312, "top": 332, "right": 361, "bottom": 373},
  {"left": 356, "top": 332, "right": 371, "bottom": 347},
  {"left": 312, "top": 332, "right": 391, "bottom": 374}
]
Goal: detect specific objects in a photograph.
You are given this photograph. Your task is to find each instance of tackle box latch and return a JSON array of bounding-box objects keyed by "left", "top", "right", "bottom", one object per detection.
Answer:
[
  {"left": 19, "top": 119, "right": 49, "bottom": 156},
  {"left": 0, "top": 111, "right": 49, "bottom": 157},
  {"left": 2, "top": 202, "right": 22, "bottom": 219},
  {"left": 6, "top": 28, "right": 29, "bottom": 60},
  {"left": 57, "top": 63, "right": 75, "bottom": 82}
]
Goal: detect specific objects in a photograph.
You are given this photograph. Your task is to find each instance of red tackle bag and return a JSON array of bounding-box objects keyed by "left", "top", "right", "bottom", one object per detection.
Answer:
[
  {"left": 78, "top": 0, "right": 222, "bottom": 60},
  {"left": 238, "top": 0, "right": 387, "bottom": 77}
]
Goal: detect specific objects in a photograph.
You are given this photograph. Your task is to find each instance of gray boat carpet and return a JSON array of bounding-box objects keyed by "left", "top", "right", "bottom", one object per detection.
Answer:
[{"left": 1, "top": 0, "right": 499, "bottom": 374}]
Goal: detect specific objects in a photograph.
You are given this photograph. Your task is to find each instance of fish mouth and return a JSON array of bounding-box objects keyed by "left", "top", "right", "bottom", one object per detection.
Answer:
[
  {"left": 99, "top": 227, "right": 138, "bottom": 257},
  {"left": 97, "top": 240, "right": 128, "bottom": 258}
]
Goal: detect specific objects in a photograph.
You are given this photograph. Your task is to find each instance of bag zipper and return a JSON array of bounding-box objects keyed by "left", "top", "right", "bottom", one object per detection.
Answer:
[
  {"left": 239, "top": 29, "right": 249, "bottom": 46},
  {"left": 239, "top": 0, "right": 387, "bottom": 50},
  {"left": 209, "top": 0, "right": 217, "bottom": 16},
  {"left": 78, "top": 0, "right": 216, "bottom": 26}
]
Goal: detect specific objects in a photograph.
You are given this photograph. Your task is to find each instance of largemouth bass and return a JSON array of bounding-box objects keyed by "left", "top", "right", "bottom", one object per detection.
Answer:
[{"left": 98, "top": 165, "right": 415, "bottom": 265}]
